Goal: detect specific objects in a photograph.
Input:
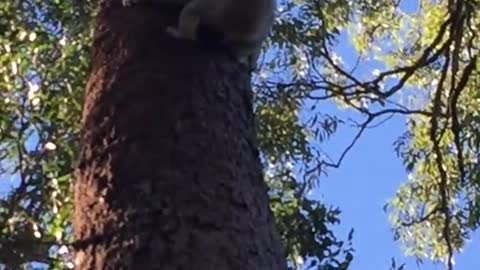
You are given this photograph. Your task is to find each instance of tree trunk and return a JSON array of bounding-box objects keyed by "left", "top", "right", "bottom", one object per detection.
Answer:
[{"left": 72, "top": 1, "right": 287, "bottom": 269}]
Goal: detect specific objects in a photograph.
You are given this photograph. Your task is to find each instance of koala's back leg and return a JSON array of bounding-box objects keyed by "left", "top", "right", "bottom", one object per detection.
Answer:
[{"left": 166, "top": 0, "right": 203, "bottom": 40}]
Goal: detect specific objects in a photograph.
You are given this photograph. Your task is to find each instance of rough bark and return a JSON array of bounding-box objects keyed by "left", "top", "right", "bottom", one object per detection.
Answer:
[{"left": 72, "top": 1, "right": 287, "bottom": 269}]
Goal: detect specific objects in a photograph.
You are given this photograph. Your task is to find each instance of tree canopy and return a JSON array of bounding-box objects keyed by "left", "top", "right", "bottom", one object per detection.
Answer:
[{"left": 0, "top": 0, "right": 478, "bottom": 269}]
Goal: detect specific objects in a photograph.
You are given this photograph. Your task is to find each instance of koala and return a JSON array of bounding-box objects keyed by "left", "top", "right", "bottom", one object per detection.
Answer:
[{"left": 122, "top": 0, "right": 276, "bottom": 70}]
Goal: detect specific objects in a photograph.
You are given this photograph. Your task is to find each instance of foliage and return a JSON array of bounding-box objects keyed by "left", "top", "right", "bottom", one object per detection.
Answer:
[
  {"left": 0, "top": 0, "right": 93, "bottom": 269},
  {"left": 0, "top": 0, "right": 479, "bottom": 270},
  {"left": 366, "top": 1, "right": 479, "bottom": 268},
  {"left": 258, "top": 0, "right": 479, "bottom": 269}
]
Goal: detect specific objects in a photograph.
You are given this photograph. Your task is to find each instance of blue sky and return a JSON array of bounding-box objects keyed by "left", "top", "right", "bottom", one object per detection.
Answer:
[
  {"left": 315, "top": 110, "right": 479, "bottom": 270},
  {"left": 310, "top": 2, "right": 480, "bottom": 265}
]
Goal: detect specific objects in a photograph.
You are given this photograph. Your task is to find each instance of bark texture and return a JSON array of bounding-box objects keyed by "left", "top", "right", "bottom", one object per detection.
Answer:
[{"left": 73, "top": 1, "right": 287, "bottom": 269}]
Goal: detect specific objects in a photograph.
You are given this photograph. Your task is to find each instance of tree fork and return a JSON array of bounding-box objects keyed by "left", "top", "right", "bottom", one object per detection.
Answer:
[{"left": 73, "top": 1, "right": 287, "bottom": 269}]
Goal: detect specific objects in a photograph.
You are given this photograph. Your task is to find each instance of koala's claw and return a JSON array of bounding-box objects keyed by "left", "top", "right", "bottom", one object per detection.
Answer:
[
  {"left": 166, "top": 27, "right": 197, "bottom": 40},
  {"left": 122, "top": 0, "right": 140, "bottom": 6}
]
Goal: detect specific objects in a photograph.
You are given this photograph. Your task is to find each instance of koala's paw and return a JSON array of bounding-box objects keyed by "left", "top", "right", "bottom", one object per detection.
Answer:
[
  {"left": 122, "top": 0, "right": 141, "bottom": 6},
  {"left": 166, "top": 27, "right": 183, "bottom": 38},
  {"left": 166, "top": 27, "right": 196, "bottom": 40}
]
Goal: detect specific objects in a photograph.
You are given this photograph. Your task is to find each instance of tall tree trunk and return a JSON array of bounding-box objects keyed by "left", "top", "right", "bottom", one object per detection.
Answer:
[{"left": 72, "top": 1, "right": 287, "bottom": 269}]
